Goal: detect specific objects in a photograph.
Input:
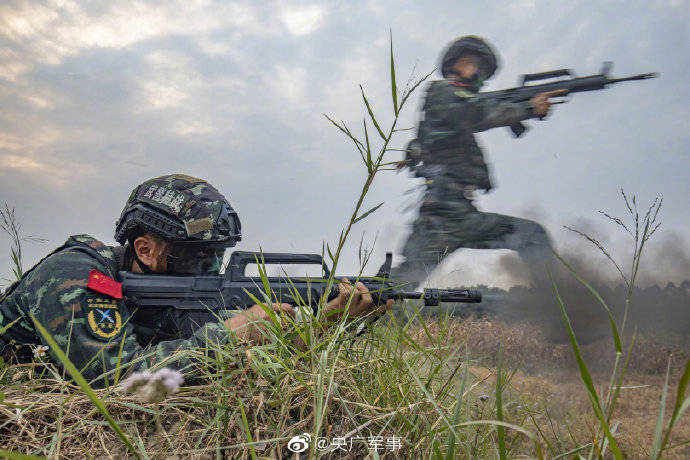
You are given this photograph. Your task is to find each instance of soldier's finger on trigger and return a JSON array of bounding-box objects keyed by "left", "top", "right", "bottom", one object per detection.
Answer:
[
  {"left": 355, "top": 282, "right": 374, "bottom": 309},
  {"left": 339, "top": 278, "right": 352, "bottom": 295}
]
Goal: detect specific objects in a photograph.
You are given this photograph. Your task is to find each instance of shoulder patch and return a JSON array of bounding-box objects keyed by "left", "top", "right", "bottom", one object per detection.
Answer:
[
  {"left": 87, "top": 270, "right": 122, "bottom": 299},
  {"left": 85, "top": 296, "right": 123, "bottom": 340},
  {"left": 453, "top": 88, "right": 473, "bottom": 99}
]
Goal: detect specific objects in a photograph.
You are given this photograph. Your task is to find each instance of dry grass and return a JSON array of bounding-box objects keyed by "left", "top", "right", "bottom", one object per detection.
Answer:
[
  {"left": 0, "top": 317, "right": 687, "bottom": 458},
  {"left": 412, "top": 317, "right": 690, "bottom": 459},
  {"left": 413, "top": 316, "right": 689, "bottom": 375}
]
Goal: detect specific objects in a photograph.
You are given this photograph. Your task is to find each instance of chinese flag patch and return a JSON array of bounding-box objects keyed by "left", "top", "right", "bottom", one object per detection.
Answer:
[{"left": 87, "top": 270, "right": 123, "bottom": 299}]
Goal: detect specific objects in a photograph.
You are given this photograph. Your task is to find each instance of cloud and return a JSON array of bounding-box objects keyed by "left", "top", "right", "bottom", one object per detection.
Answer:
[
  {"left": 0, "top": 1, "right": 264, "bottom": 79},
  {"left": 137, "top": 51, "right": 206, "bottom": 110},
  {"left": 280, "top": 4, "right": 326, "bottom": 36},
  {"left": 0, "top": 125, "right": 63, "bottom": 153},
  {"left": 267, "top": 64, "right": 308, "bottom": 103},
  {"left": 0, "top": 154, "right": 41, "bottom": 170},
  {"left": 171, "top": 119, "right": 215, "bottom": 136}
]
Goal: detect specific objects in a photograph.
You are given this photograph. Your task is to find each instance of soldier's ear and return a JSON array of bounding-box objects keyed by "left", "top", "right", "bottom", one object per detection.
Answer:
[{"left": 133, "top": 234, "right": 164, "bottom": 268}]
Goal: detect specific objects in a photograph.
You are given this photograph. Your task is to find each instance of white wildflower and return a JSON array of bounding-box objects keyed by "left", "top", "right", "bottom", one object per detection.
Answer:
[
  {"left": 154, "top": 368, "right": 184, "bottom": 394},
  {"left": 32, "top": 345, "right": 49, "bottom": 359},
  {"left": 121, "top": 370, "right": 153, "bottom": 393},
  {"left": 121, "top": 368, "right": 184, "bottom": 403}
]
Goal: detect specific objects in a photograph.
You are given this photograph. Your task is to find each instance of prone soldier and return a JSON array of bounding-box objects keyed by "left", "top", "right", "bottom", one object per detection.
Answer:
[{"left": 0, "top": 174, "right": 391, "bottom": 386}]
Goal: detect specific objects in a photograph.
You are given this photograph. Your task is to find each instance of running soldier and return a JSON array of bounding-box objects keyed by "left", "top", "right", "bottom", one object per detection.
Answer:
[{"left": 393, "top": 36, "right": 565, "bottom": 286}]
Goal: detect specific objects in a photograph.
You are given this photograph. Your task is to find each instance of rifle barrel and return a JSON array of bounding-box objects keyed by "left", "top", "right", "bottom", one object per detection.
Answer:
[
  {"left": 396, "top": 289, "right": 482, "bottom": 304},
  {"left": 608, "top": 72, "right": 658, "bottom": 84}
]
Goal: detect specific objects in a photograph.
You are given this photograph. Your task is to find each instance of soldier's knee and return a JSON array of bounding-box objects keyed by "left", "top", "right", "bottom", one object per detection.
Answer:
[{"left": 515, "top": 219, "right": 551, "bottom": 247}]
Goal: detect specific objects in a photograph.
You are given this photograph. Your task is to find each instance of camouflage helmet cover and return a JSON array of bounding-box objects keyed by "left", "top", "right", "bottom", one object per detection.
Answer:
[
  {"left": 440, "top": 35, "right": 499, "bottom": 79},
  {"left": 115, "top": 174, "right": 241, "bottom": 247}
]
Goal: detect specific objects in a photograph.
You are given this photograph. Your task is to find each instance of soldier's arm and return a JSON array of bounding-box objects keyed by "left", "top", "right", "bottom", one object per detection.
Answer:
[
  {"left": 440, "top": 84, "right": 566, "bottom": 133},
  {"left": 432, "top": 83, "right": 535, "bottom": 133},
  {"left": 23, "top": 251, "right": 230, "bottom": 386},
  {"left": 466, "top": 97, "right": 535, "bottom": 132}
]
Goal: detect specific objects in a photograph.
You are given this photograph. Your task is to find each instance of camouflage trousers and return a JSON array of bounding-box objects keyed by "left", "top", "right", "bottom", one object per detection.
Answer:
[{"left": 392, "top": 193, "right": 553, "bottom": 286}]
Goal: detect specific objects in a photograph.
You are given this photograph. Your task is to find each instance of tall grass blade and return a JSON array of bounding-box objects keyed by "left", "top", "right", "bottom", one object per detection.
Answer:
[
  {"left": 31, "top": 315, "right": 141, "bottom": 459},
  {"left": 552, "top": 251, "right": 622, "bottom": 353},
  {"left": 496, "top": 346, "right": 506, "bottom": 460},
  {"left": 0, "top": 317, "right": 22, "bottom": 336},
  {"left": 549, "top": 273, "right": 622, "bottom": 459},
  {"left": 389, "top": 30, "right": 398, "bottom": 115},
  {"left": 238, "top": 398, "right": 258, "bottom": 460},
  {"left": 354, "top": 202, "right": 384, "bottom": 224},
  {"left": 446, "top": 345, "right": 470, "bottom": 460},
  {"left": 363, "top": 119, "right": 373, "bottom": 172},
  {"left": 658, "top": 358, "right": 690, "bottom": 456},
  {"left": 651, "top": 357, "right": 672, "bottom": 459},
  {"left": 402, "top": 358, "right": 460, "bottom": 442},
  {"left": 359, "top": 85, "right": 386, "bottom": 140}
]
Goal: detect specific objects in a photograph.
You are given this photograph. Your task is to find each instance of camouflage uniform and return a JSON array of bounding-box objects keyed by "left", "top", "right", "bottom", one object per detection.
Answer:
[
  {"left": 0, "top": 174, "right": 242, "bottom": 387},
  {"left": 393, "top": 79, "right": 552, "bottom": 285},
  {"left": 0, "top": 235, "right": 230, "bottom": 386}
]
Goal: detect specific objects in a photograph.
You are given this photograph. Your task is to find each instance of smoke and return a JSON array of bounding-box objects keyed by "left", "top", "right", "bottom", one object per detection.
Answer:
[{"left": 423, "top": 229, "right": 690, "bottom": 348}]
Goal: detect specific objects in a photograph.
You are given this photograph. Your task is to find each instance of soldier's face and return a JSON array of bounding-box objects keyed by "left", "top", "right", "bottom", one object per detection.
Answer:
[
  {"left": 452, "top": 55, "right": 489, "bottom": 82},
  {"left": 131, "top": 234, "right": 224, "bottom": 275}
]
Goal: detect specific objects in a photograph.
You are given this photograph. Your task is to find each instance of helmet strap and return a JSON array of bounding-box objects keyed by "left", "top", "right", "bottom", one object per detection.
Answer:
[{"left": 165, "top": 254, "right": 179, "bottom": 275}]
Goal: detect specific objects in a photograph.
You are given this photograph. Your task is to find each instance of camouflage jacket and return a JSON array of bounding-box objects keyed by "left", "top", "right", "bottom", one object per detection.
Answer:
[
  {"left": 0, "top": 235, "right": 230, "bottom": 386},
  {"left": 414, "top": 79, "right": 536, "bottom": 190}
]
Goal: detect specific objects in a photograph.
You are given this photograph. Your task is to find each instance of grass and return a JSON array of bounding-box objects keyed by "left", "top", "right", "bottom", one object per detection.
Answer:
[
  {"left": 1, "top": 317, "right": 687, "bottom": 458},
  {"left": 1, "top": 36, "right": 688, "bottom": 459}
]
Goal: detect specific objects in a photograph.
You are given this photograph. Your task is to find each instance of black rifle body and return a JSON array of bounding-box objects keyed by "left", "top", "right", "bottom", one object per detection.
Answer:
[
  {"left": 479, "top": 62, "right": 657, "bottom": 137},
  {"left": 119, "top": 251, "right": 481, "bottom": 342}
]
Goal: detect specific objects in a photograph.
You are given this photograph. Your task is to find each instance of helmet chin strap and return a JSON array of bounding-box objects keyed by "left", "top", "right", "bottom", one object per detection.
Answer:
[{"left": 165, "top": 254, "right": 179, "bottom": 275}]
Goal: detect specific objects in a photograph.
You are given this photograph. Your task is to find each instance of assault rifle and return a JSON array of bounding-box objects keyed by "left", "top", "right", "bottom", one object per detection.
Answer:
[
  {"left": 479, "top": 62, "right": 658, "bottom": 137},
  {"left": 119, "top": 251, "right": 481, "bottom": 342}
]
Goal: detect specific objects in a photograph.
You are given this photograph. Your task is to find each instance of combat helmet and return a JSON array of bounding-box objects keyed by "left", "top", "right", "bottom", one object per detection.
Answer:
[
  {"left": 115, "top": 174, "right": 241, "bottom": 274},
  {"left": 440, "top": 35, "right": 499, "bottom": 79}
]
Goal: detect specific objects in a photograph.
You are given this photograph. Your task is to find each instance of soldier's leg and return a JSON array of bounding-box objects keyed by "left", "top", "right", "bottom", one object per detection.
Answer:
[
  {"left": 465, "top": 211, "right": 554, "bottom": 286},
  {"left": 392, "top": 207, "right": 451, "bottom": 286},
  {"left": 392, "top": 172, "right": 461, "bottom": 285}
]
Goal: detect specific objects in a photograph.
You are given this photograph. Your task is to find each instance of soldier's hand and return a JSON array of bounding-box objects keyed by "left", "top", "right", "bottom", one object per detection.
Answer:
[
  {"left": 530, "top": 89, "right": 567, "bottom": 117},
  {"left": 224, "top": 302, "right": 295, "bottom": 343},
  {"left": 324, "top": 278, "right": 393, "bottom": 321}
]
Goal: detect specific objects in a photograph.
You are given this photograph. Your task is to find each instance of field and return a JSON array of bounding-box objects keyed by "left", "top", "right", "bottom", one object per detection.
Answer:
[
  {"left": 0, "top": 310, "right": 688, "bottom": 459},
  {"left": 1, "top": 46, "right": 688, "bottom": 459}
]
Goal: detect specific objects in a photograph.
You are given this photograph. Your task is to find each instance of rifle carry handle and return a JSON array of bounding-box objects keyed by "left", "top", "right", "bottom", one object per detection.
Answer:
[
  {"left": 228, "top": 251, "right": 331, "bottom": 281},
  {"left": 520, "top": 69, "right": 573, "bottom": 85}
]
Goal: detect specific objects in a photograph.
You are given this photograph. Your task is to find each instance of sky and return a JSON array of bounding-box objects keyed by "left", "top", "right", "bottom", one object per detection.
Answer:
[{"left": 1, "top": 0, "right": 688, "bottom": 289}]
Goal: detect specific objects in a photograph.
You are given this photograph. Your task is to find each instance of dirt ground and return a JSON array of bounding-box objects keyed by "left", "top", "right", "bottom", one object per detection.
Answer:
[{"left": 454, "top": 317, "right": 690, "bottom": 459}]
